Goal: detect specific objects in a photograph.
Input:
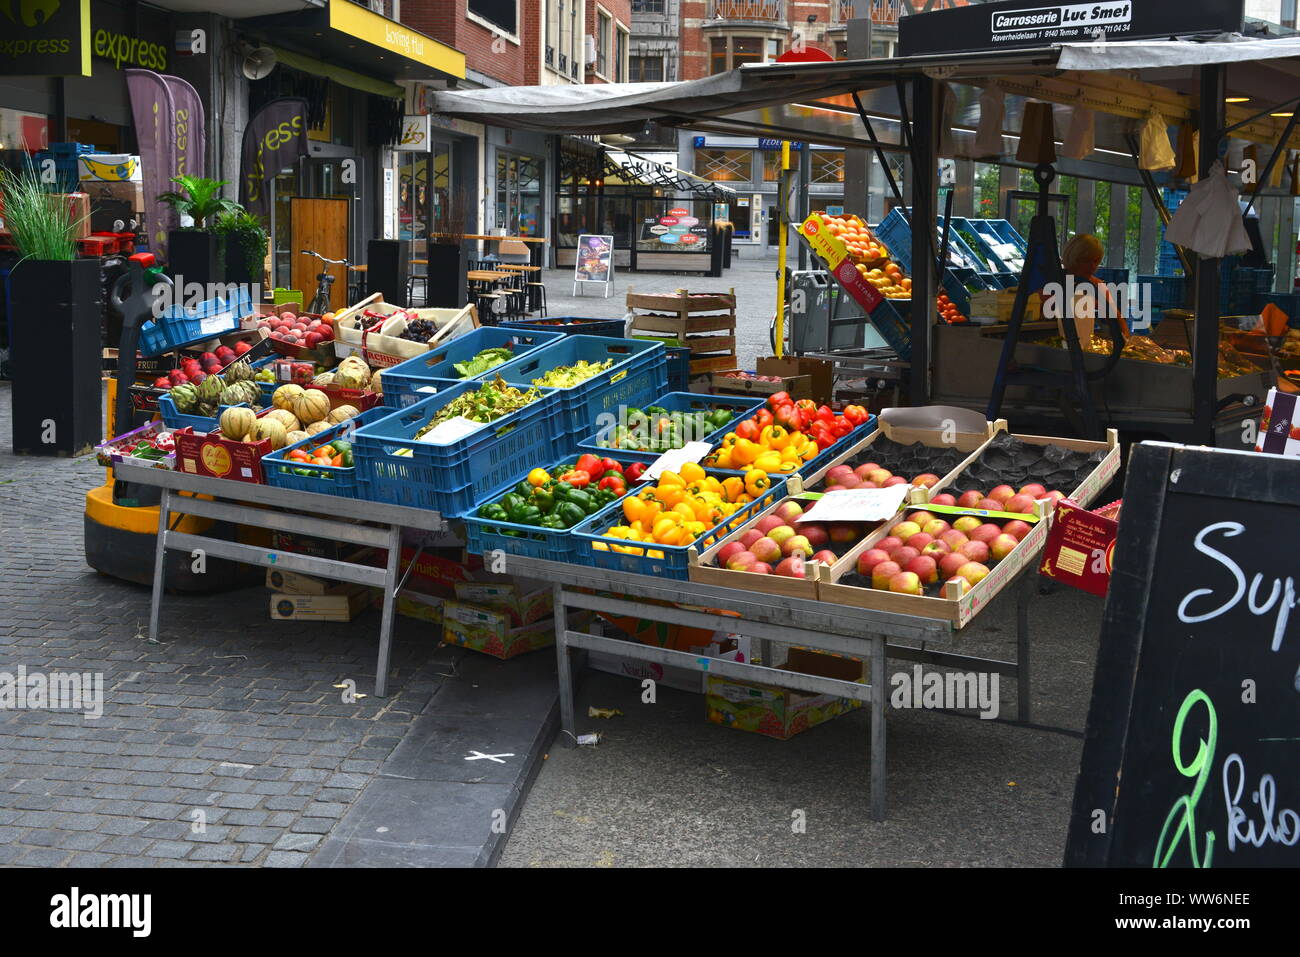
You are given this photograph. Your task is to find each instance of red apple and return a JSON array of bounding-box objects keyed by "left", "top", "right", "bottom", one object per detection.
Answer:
[
  {"left": 971, "top": 523, "right": 1002, "bottom": 544},
  {"left": 1019, "top": 483, "right": 1047, "bottom": 498},
  {"left": 828, "top": 523, "right": 859, "bottom": 544},
  {"left": 908, "top": 511, "right": 935, "bottom": 528},
  {"left": 853, "top": 464, "right": 879, "bottom": 481},
  {"left": 940, "top": 529, "right": 970, "bottom": 551},
  {"left": 921, "top": 519, "right": 950, "bottom": 538},
  {"left": 826, "top": 464, "right": 854, "bottom": 484},
  {"left": 774, "top": 555, "right": 807, "bottom": 578},
  {"left": 838, "top": 476, "right": 865, "bottom": 490},
  {"left": 977, "top": 498, "right": 1003, "bottom": 512},
  {"left": 907, "top": 554, "right": 938, "bottom": 584},
  {"left": 775, "top": 501, "right": 805, "bottom": 524},
  {"left": 717, "top": 541, "right": 747, "bottom": 566},
  {"left": 957, "top": 490, "right": 984, "bottom": 509},
  {"left": 877, "top": 536, "right": 904, "bottom": 554},
  {"left": 990, "top": 533, "right": 1018, "bottom": 561},
  {"left": 905, "top": 532, "right": 934, "bottom": 551},
  {"left": 741, "top": 529, "right": 764, "bottom": 549},
  {"left": 959, "top": 540, "right": 990, "bottom": 564},
  {"left": 750, "top": 537, "right": 782, "bottom": 564},
  {"left": 857, "top": 548, "right": 892, "bottom": 576},
  {"left": 811, "top": 550, "right": 838, "bottom": 565},
  {"left": 922, "top": 541, "right": 950, "bottom": 558},
  {"left": 890, "top": 546, "right": 920, "bottom": 568},
  {"left": 871, "top": 560, "right": 902, "bottom": 589},
  {"left": 945, "top": 576, "right": 973, "bottom": 596},
  {"left": 727, "top": 551, "right": 758, "bottom": 571},
  {"left": 867, "top": 469, "right": 893, "bottom": 485},
  {"left": 892, "top": 521, "right": 922, "bottom": 541},
  {"left": 754, "top": 515, "right": 786, "bottom": 535},
  {"left": 953, "top": 516, "right": 982, "bottom": 534},
  {"left": 889, "top": 571, "right": 923, "bottom": 595},
  {"left": 957, "top": 562, "right": 990, "bottom": 586},
  {"left": 930, "top": 493, "right": 957, "bottom": 507},
  {"left": 767, "top": 526, "right": 796, "bottom": 548},
  {"left": 1003, "top": 519, "right": 1033, "bottom": 541},
  {"left": 940, "top": 551, "right": 970, "bottom": 580},
  {"left": 1045, "top": 490, "right": 1067, "bottom": 506},
  {"left": 911, "top": 473, "right": 940, "bottom": 489},
  {"left": 750, "top": 562, "right": 772, "bottom": 575},
  {"left": 801, "top": 524, "right": 829, "bottom": 548},
  {"left": 989, "top": 485, "right": 1016, "bottom": 504},
  {"left": 858, "top": 462, "right": 882, "bottom": 474},
  {"left": 1004, "top": 494, "right": 1036, "bottom": 514},
  {"left": 883, "top": 476, "right": 909, "bottom": 487}
]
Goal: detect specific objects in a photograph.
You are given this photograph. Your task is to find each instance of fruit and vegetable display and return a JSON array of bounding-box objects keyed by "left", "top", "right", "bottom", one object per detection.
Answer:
[
  {"left": 839, "top": 506, "right": 1039, "bottom": 598},
  {"left": 808, "top": 211, "right": 890, "bottom": 264},
  {"left": 281, "top": 438, "right": 355, "bottom": 475},
  {"left": 256, "top": 310, "right": 335, "bottom": 349},
  {"left": 594, "top": 463, "right": 774, "bottom": 555},
  {"left": 96, "top": 427, "right": 176, "bottom": 469},
  {"left": 937, "top": 292, "right": 968, "bottom": 324},
  {"left": 151, "top": 342, "right": 252, "bottom": 389},
  {"left": 599, "top": 404, "right": 737, "bottom": 454},
  {"left": 944, "top": 432, "right": 1103, "bottom": 500},
  {"left": 530, "top": 359, "right": 614, "bottom": 389},
  {"left": 703, "top": 393, "right": 869, "bottom": 472},
  {"left": 454, "top": 346, "right": 515, "bottom": 379},
  {"left": 1039, "top": 332, "right": 1260, "bottom": 377},
  {"left": 474, "top": 454, "right": 645, "bottom": 531},
  {"left": 213, "top": 382, "right": 360, "bottom": 452},
  {"left": 166, "top": 358, "right": 262, "bottom": 418},
  {"left": 413, "top": 376, "right": 542, "bottom": 438},
  {"left": 712, "top": 500, "right": 872, "bottom": 580}
]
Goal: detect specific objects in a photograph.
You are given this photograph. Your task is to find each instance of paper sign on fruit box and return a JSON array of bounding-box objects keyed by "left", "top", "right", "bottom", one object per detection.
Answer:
[
  {"left": 796, "top": 485, "right": 911, "bottom": 524},
  {"left": 1038, "top": 499, "right": 1118, "bottom": 597},
  {"left": 1254, "top": 387, "right": 1300, "bottom": 456},
  {"left": 645, "top": 441, "right": 712, "bottom": 481}
]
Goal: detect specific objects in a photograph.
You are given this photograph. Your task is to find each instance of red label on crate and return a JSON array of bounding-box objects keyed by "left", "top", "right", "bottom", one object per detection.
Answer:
[
  {"left": 1039, "top": 500, "right": 1118, "bottom": 597},
  {"left": 833, "top": 260, "right": 885, "bottom": 312},
  {"left": 175, "top": 427, "right": 270, "bottom": 484}
]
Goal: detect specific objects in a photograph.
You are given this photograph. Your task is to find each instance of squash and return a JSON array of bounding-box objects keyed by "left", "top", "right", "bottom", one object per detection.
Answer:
[
  {"left": 293, "top": 389, "right": 331, "bottom": 425},
  {"left": 333, "top": 356, "right": 371, "bottom": 390},
  {"left": 253, "top": 418, "right": 288, "bottom": 450},
  {"left": 327, "top": 404, "right": 360, "bottom": 425},
  {"left": 219, "top": 406, "right": 257, "bottom": 440},
  {"left": 273, "top": 383, "right": 304, "bottom": 411},
  {"left": 304, "top": 421, "right": 331, "bottom": 436},
  {"left": 266, "top": 409, "right": 301, "bottom": 432},
  {"left": 284, "top": 430, "right": 308, "bottom": 447}
]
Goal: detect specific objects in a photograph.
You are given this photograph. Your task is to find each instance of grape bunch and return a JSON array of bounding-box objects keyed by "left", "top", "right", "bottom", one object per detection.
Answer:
[
  {"left": 399, "top": 319, "right": 439, "bottom": 343},
  {"left": 358, "top": 311, "right": 385, "bottom": 330}
]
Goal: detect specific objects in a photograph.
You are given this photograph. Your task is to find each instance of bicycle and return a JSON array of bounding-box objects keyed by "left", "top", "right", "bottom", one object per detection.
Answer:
[{"left": 301, "top": 248, "right": 349, "bottom": 314}]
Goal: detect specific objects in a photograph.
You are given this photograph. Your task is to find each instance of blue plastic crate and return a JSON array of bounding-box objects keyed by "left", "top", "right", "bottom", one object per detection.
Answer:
[
  {"left": 35, "top": 142, "right": 96, "bottom": 193},
  {"left": 156, "top": 394, "right": 251, "bottom": 433},
  {"left": 666, "top": 346, "right": 692, "bottom": 393},
  {"left": 490, "top": 335, "right": 668, "bottom": 452},
  {"left": 351, "top": 380, "right": 562, "bottom": 516},
  {"left": 860, "top": 299, "right": 912, "bottom": 361},
  {"left": 569, "top": 473, "right": 788, "bottom": 580},
  {"left": 460, "top": 450, "right": 651, "bottom": 562},
  {"left": 575, "top": 391, "right": 764, "bottom": 459},
  {"left": 498, "top": 316, "right": 627, "bottom": 338},
  {"left": 138, "top": 290, "right": 252, "bottom": 357},
  {"left": 1140, "top": 275, "right": 1187, "bottom": 310},
  {"left": 262, "top": 407, "right": 389, "bottom": 498},
  {"left": 874, "top": 208, "right": 989, "bottom": 277},
  {"left": 949, "top": 218, "right": 1015, "bottom": 275},
  {"left": 1257, "top": 291, "right": 1300, "bottom": 323},
  {"left": 981, "top": 218, "right": 1028, "bottom": 255},
  {"left": 1095, "top": 267, "right": 1131, "bottom": 286},
  {"left": 381, "top": 326, "right": 565, "bottom": 408},
  {"left": 379, "top": 377, "right": 461, "bottom": 411}
]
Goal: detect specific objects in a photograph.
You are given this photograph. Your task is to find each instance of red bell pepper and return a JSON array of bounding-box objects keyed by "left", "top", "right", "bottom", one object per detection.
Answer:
[
  {"left": 624, "top": 462, "right": 647, "bottom": 482},
  {"left": 774, "top": 404, "right": 802, "bottom": 434},
  {"left": 815, "top": 405, "right": 836, "bottom": 425},
  {"left": 843, "top": 404, "right": 869, "bottom": 426},
  {"left": 735, "top": 418, "right": 760, "bottom": 442},
  {"left": 767, "top": 391, "right": 792, "bottom": 409},
  {"left": 599, "top": 457, "right": 622, "bottom": 476},
  {"left": 754, "top": 408, "right": 774, "bottom": 430},
  {"left": 575, "top": 453, "right": 604, "bottom": 478},
  {"left": 560, "top": 469, "right": 591, "bottom": 487},
  {"left": 598, "top": 474, "right": 626, "bottom": 493}
]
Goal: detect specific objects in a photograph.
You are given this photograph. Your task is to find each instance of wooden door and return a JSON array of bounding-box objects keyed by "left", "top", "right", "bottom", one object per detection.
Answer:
[{"left": 290, "top": 198, "right": 349, "bottom": 313}]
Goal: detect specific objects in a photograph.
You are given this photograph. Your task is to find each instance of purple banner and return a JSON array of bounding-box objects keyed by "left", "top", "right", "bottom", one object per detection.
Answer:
[
  {"left": 240, "top": 98, "right": 310, "bottom": 220},
  {"left": 125, "top": 68, "right": 173, "bottom": 256},
  {"left": 160, "top": 74, "right": 205, "bottom": 184}
]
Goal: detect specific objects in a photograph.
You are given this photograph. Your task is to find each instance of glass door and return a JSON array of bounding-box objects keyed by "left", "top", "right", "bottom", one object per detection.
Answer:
[
  {"left": 496, "top": 151, "right": 543, "bottom": 236},
  {"left": 271, "top": 157, "right": 358, "bottom": 290}
]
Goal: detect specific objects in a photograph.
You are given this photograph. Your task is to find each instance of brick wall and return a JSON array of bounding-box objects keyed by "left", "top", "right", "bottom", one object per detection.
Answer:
[
  {"left": 400, "top": 0, "right": 533, "bottom": 86},
  {"left": 678, "top": 0, "right": 840, "bottom": 80},
  {"left": 584, "top": 0, "right": 632, "bottom": 82}
]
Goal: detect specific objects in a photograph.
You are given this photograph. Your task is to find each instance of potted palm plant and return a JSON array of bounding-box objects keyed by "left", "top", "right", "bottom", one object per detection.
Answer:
[
  {"left": 158, "top": 175, "right": 241, "bottom": 288},
  {"left": 0, "top": 164, "right": 101, "bottom": 455},
  {"left": 214, "top": 208, "right": 268, "bottom": 289}
]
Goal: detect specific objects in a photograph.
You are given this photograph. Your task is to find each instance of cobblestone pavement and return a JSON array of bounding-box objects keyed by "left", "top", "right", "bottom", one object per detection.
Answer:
[{"left": 0, "top": 382, "right": 463, "bottom": 867}]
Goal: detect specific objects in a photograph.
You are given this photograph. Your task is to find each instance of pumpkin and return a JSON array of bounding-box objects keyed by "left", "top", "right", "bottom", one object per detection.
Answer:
[
  {"left": 219, "top": 406, "right": 257, "bottom": 440},
  {"left": 293, "top": 389, "right": 331, "bottom": 425},
  {"left": 266, "top": 409, "right": 301, "bottom": 432},
  {"left": 369, "top": 369, "right": 383, "bottom": 395},
  {"left": 333, "top": 357, "right": 370, "bottom": 390},
  {"left": 285, "top": 430, "right": 308, "bottom": 447},
  {"left": 273, "top": 383, "right": 304, "bottom": 411},
  {"left": 253, "top": 418, "right": 288, "bottom": 450},
  {"left": 327, "top": 404, "right": 360, "bottom": 425},
  {"left": 304, "top": 421, "right": 331, "bottom": 436}
]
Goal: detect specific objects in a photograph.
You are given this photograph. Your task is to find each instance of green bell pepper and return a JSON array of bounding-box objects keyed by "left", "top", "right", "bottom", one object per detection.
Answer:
[
  {"left": 512, "top": 505, "right": 543, "bottom": 526},
  {"left": 566, "top": 488, "right": 594, "bottom": 513},
  {"left": 540, "top": 514, "right": 566, "bottom": 530},
  {"left": 477, "top": 503, "right": 509, "bottom": 521},
  {"left": 555, "top": 501, "right": 585, "bottom": 528},
  {"left": 500, "top": 493, "right": 525, "bottom": 517},
  {"left": 532, "top": 487, "right": 556, "bottom": 513}
]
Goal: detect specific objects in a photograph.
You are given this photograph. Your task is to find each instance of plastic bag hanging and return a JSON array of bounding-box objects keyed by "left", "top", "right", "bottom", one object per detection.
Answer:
[
  {"left": 1164, "top": 161, "right": 1250, "bottom": 258},
  {"left": 1017, "top": 101, "right": 1057, "bottom": 165},
  {"left": 973, "top": 85, "right": 1006, "bottom": 159},
  {"left": 1061, "top": 105, "right": 1094, "bottom": 160},
  {"left": 938, "top": 83, "right": 957, "bottom": 158},
  {"left": 1138, "top": 109, "right": 1176, "bottom": 170},
  {"left": 1175, "top": 124, "right": 1199, "bottom": 180}
]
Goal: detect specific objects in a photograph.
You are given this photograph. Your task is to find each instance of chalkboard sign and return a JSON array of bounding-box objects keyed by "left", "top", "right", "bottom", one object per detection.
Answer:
[
  {"left": 573, "top": 234, "right": 614, "bottom": 299},
  {"left": 1066, "top": 442, "right": 1300, "bottom": 867}
]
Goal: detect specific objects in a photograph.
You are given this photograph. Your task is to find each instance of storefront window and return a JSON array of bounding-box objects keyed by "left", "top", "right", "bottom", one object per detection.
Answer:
[
  {"left": 630, "top": 55, "right": 663, "bottom": 82},
  {"left": 811, "top": 150, "right": 845, "bottom": 185},
  {"left": 0, "top": 108, "right": 48, "bottom": 151},
  {"left": 766, "top": 39, "right": 781, "bottom": 60},
  {"left": 732, "top": 37, "right": 762, "bottom": 67},
  {"left": 398, "top": 153, "right": 429, "bottom": 241},
  {"left": 697, "top": 148, "right": 754, "bottom": 184},
  {"left": 496, "top": 152, "right": 543, "bottom": 236}
]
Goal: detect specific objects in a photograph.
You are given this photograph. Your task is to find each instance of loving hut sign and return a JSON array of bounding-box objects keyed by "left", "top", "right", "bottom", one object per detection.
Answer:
[
  {"left": 899, "top": 0, "right": 1244, "bottom": 56},
  {"left": 1067, "top": 443, "right": 1299, "bottom": 868}
]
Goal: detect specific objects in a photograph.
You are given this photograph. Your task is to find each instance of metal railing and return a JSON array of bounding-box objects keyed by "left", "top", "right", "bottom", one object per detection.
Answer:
[
  {"left": 832, "top": 0, "right": 904, "bottom": 24},
  {"left": 709, "top": 0, "right": 783, "bottom": 21}
]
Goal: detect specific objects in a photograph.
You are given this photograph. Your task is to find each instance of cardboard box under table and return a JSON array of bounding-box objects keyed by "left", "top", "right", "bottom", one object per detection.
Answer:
[
  {"left": 270, "top": 584, "right": 373, "bottom": 622},
  {"left": 442, "top": 601, "right": 561, "bottom": 659},
  {"left": 705, "top": 648, "right": 865, "bottom": 740}
]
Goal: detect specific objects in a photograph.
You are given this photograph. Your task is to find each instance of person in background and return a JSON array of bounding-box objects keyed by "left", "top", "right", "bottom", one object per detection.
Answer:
[{"left": 1059, "top": 233, "right": 1129, "bottom": 344}]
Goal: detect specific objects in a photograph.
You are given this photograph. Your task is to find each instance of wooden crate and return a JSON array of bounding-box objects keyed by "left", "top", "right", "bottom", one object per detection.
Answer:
[{"left": 628, "top": 287, "right": 737, "bottom": 376}]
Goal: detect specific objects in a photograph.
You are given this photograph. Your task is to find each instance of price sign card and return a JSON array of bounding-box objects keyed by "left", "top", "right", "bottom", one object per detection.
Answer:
[
  {"left": 644, "top": 442, "right": 712, "bottom": 481},
  {"left": 797, "top": 485, "right": 911, "bottom": 524}
]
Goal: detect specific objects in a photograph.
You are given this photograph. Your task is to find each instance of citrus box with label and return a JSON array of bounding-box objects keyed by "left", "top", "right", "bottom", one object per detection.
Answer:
[
  {"left": 269, "top": 585, "right": 373, "bottom": 622},
  {"left": 705, "top": 648, "right": 864, "bottom": 740},
  {"left": 441, "top": 601, "right": 557, "bottom": 659},
  {"left": 452, "top": 581, "right": 552, "bottom": 627}
]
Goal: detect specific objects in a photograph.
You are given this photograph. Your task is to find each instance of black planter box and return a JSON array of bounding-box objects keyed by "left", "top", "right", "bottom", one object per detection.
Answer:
[
  {"left": 425, "top": 241, "right": 465, "bottom": 308},
  {"left": 367, "top": 238, "right": 411, "bottom": 308},
  {"left": 9, "top": 258, "right": 103, "bottom": 455},
  {"left": 168, "top": 229, "right": 218, "bottom": 289},
  {"left": 222, "top": 232, "right": 262, "bottom": 288}
]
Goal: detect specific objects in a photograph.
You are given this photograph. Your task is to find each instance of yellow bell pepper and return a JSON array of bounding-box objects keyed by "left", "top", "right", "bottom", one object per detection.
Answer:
[
  {"left": 679, "top": 461, "right": 706, "bottom": 483},
  {"left": 658, "top": 470, "right": 685, "bottom": 488},
  {"left": 744, "top": 468, "right": 771, "bottom": 498},
  {"left": 759, "top": 424, "right": 792, "bottom": 451},
  {"left": 528, "top": 468, "right": 550, "bottom": 487},
  {"left": 730, "top": 439, "right": 760, "bottom": 467},
  {"left": 753, "top": 451, "right": 783, "bottom": 474},
  {"left": 800, "top": 442, "right": 819, "bottom": 462},
  {"left": 721, "top": 476, "right": 745, "bottom": 502}
]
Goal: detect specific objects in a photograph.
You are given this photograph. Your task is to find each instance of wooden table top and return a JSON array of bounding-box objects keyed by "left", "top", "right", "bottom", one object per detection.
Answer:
[
  {"left": 494, "top": 263, "right": 541, "bottom": 272},
  {"left": 432, "top": 233, "right": 547, "bottom": 244},
  {"left": 467, "top": 270, "right": 511, "bottom": 281}
]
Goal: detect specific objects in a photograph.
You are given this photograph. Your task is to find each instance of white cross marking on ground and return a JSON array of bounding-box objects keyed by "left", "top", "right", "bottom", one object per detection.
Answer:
[{"left": 464, "top": 751, "right": 514, "bottom": 764}]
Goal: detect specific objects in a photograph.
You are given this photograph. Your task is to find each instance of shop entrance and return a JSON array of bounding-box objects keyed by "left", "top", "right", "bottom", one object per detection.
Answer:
[{"left": 271, "top": 156, "right": 358, "bottom": 301}]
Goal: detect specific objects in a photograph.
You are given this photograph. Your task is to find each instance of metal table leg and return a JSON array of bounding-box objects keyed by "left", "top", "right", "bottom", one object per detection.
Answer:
[
  {"left": 148, "top": 488, "right": 170, "bottom": 642},
  {"left": 1016, "top": 570, "right": 1033, "bottom": 724},
  {"left": 554, "top": 584, "right": 577, "bottom": 748},
  {"left": 870, "top": 634, "right": 888, "bottom": 822},
  {"left": 373, "top": 523, "right": 402, "bottom": 698}
]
